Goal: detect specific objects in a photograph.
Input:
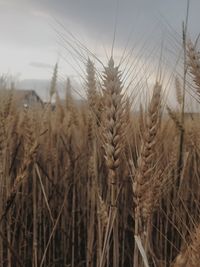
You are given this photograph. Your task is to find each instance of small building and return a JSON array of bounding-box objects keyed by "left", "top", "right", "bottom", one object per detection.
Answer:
[{"left": 0, "top": 89, "right": 43, "bottom": 108}]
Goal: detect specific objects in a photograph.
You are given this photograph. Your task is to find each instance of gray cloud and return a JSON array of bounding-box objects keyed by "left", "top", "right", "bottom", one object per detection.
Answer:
[
  {"left": 29, "top": 62, "right": 53, "bottom": 69},
  {"left": 33, "top": 0, "right": 200, "bottom": 43},
  {"left": 1, "top": 0, "right": 200, "bottom": 50},
  {"left": 0, "top": 0, "right": 200, "bottom": 81}
]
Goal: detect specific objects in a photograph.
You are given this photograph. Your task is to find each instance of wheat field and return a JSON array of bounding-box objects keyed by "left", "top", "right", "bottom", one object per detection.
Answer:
[{"left": 0, "top": 29, "right": 200, "bottom": 267}]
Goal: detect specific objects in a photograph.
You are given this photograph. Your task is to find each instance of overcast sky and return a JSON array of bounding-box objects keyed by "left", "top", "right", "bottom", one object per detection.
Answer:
[{"left": 0, "top": 0, "right": 200, "bottom": 84}]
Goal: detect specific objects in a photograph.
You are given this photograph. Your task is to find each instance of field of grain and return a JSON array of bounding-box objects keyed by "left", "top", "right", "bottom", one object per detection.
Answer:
[{"left": 0, "top": 31, "right": 200, "bottom": 267}]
